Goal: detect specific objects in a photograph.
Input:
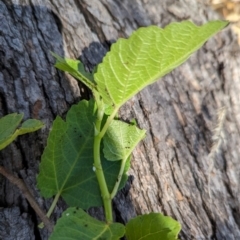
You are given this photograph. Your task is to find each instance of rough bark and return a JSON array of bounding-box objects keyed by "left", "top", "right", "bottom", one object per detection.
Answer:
[{"left": 0, "top": 0, "right": 240, "bottom": 239}]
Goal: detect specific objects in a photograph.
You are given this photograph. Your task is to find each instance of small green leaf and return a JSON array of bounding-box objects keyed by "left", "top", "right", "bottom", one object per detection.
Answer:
[
  {"left": 0, "top": 113, "right": 23, "bottom": 150},
  {"left": 49, "top": 208, "right": 125, "bottom": 240},
  {"left": 37, "top": 100, "right": 127, "bottom": 208},
  {"left": 51, "top": 52, "right": 96, "bottom": 90},
  {"left": 18, "top": 119, "right": 44, "bottom": 135},
  {"left": 103, "top": 120, "right": 146, "bottom": 161},
  {"left": 125, "top": 213, "right": 181, "bottom": 240},
  {"left": 0, "top": 113, "right": 43, "bottom": 150},
  {"left": 95, "top": 20, "right": 228, "bottom": 108}
]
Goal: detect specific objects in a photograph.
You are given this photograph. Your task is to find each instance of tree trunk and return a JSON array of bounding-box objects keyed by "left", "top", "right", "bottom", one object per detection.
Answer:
[{"left": 1, "top": 0, "right": 240, "bottom": 239}]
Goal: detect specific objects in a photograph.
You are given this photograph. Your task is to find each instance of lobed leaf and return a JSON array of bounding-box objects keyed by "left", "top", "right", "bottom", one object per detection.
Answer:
[
  {"left": 37, "top": 100, "right": 128, "bottom": 209},
  {"left": 49, "top": 207, "right": 125, "bottom": 240},
  {"left": 125, "top": 213, "right": 181, "bottom": 240},
  {"left": 0, "top": 113, "right": 43, "bottom": 150},
  {"left": 103, "top": 120, "right": 146, "bottom": 161},
  {"left": 94, "top": 20, "right": 228, "bottom": 108},
  {"left": 37, "top": 100, "right": 100, "bottom": 208}
]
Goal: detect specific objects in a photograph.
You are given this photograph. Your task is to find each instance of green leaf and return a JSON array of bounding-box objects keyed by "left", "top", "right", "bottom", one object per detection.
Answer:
[
  {"left": 103, "top": 120, "right": 146, "bottom": 161},
  {"left": 51, "top": 52, "right": 96, "bottom": 90},
  {"left": 18, "top": 119, "right": 44, "bottom": 135},
  {"left": 49, "top": 208, "right": 125, "bottom": 240},
  {"left": 0, "top": 113, "right": 23, "bottom": 150},
  {"left": 95, "top": 20, "right": 228, "bottom": 108},
  {"left": 37, "top": 100, "right": 99, "bottom": 208},
  {"left": 0, "top": 113, "right": 43, "bottom": 150},
  {"left": 125, "top": 213, "right": 181, "bottom": 240},
  {"left": 37, "top": 100, "right": 126, "bottom": 208}
]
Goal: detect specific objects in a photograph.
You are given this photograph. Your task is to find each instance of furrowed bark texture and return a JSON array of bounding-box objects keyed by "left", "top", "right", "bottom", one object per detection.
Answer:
[{"left": 0, "top": 0, "right": 240, "bottom": 239}]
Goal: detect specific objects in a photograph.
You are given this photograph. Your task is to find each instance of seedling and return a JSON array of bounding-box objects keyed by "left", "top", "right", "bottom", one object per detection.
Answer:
[{"left": 0, "top": 20, "right": 228, "bottom": 240}]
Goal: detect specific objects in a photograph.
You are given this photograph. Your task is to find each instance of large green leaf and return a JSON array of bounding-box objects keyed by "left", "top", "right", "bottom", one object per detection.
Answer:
[
  {"left": 103, "top": 120, "right": 146, "bottom": 161},
  {"left": 52, "top": 52, "right": 96, "bottom": 90},
  {"left": 50, "top": 208, "right": 125, "bottom": 240},
  {"left": 37, "top": 100, "right": 98, "bottom": 208},
  {"left": 37, "top": 100, "right": 128, "bottom": 209},
  {"left": 125, "top": 213, "right": 181, "bottom": 240},
  {"left": 0, "top": 113, "right": 43, "bottom": 150},
  {"left": 95, "top": 20, "right": 228, "bottom": 108}
]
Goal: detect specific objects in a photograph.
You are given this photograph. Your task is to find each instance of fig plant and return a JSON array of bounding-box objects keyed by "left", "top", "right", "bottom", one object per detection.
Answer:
[{"left": 0, "top": 20, "right": 228, "bottom": 239}]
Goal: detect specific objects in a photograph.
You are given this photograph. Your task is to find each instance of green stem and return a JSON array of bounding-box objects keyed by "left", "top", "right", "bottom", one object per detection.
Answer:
[
  {"left": 38, "top": 192, "right": 61, "bottom": 228},
  {"left": 46, "top": 192, "right": 61, "bottom": 218},
  {"left": 110, "top": 157, "right": 127, "bottom": 199},
  {"left": 98, "top": 106, "right": 119, "bottom": 139},
  {"left": 94, "top": 134, "right": 113, "bottom": 223},
  {"left": 93, "top": 97, "right": 119, "bottom": 223}
]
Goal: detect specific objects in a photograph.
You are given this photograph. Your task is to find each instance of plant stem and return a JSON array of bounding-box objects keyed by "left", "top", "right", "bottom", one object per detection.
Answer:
[
  {"left": 38, "top": 192, "right": 61, "bottom": 229},
  {"left": 46, "top": 192, "right": 61, "bottom": 218},
  {"left": 98, "top": 106, "right": 119, "bottom": 139},
  {"left": 110, "top": 157, "right": 127, "bottom": 199},
  {"left": 92, "top": 97, "right": 119, "bottom": 223},
  {"left": 93, "top": 134, "right": 113, "bottom": 223}
]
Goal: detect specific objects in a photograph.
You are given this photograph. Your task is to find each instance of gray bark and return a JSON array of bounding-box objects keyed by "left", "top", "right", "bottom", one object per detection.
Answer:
[{"left": 0, "top": 0, "right": 240, "bottom": 239}]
